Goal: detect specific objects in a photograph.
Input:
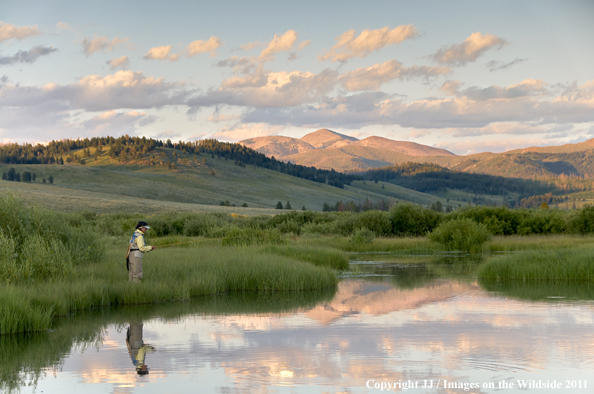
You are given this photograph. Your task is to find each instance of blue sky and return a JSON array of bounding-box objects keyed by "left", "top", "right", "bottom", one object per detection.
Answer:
[{"left": 1, "top": 0, "right": 593, "bottom": 154}]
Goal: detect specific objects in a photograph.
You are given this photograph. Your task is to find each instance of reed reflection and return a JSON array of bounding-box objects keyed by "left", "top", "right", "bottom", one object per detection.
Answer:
[{"left": 126, "top": 321, "right": 155, "bottom": 376}]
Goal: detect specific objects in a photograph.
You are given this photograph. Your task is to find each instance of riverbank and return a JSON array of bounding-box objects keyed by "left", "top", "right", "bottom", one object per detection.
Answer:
[{"left": 0, "top": 245, "right": 339, "bottom": 335}]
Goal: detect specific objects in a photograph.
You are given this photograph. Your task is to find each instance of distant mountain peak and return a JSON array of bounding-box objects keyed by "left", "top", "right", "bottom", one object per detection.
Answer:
[{"left": 300, "top": 129, "right": 358, "bottom": 149}]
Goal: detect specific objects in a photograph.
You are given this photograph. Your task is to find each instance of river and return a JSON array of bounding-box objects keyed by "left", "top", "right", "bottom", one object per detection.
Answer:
[{"left": 3, "top": 254, "right": 594, "bottom": 393}]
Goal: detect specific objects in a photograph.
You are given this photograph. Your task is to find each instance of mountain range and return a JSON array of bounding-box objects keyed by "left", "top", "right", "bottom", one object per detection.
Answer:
[
  {"left": 241, "top": 129, "right": 453, "bottom": 159},
  {"left": 241, "top": 129, "right": 594, "bottom": 179}
]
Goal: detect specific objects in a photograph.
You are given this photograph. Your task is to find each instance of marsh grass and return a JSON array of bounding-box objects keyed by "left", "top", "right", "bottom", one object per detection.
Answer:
[
  {"left": 479, "top": 278, "right": 594, "bottom": 301},
  {"left": 262, "top": 245, "right": 349, "bottom": 270},
  {"left": 486, "top": 234, "right": 594, "bottom": 251},
  {"left": 478, "top": 246, "right": 594, "bottom": 281},
  {"left": 300, "top": 235, "right": 443, "bottom": 254},
  {"left": 0, "top": 245, "right": 337, "bottom": 335}
]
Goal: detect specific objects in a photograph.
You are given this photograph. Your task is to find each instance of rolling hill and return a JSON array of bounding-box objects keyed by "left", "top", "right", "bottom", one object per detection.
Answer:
[{"left": 0, "top": 143, "right": 453, "bottom": 214}]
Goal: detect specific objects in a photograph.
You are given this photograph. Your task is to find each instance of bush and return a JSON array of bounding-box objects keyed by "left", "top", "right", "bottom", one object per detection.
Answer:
[
  {"left": 567, "top": 204, "right": 594, "bottom": 234},
  {"left": 428, "top": 218, "right": 491, "bottom": 251},
  {"left": 183, "top": 214, "right": 219, "bottom": 236},
  {"left": 350, "top": 227, "right": 375, "bottom": 245},
  {"left": 390, "top": 203, "right": 441, "bottom": 236},
  {"left": 353, "top": 210, "right": 392, "bottom": 236}
]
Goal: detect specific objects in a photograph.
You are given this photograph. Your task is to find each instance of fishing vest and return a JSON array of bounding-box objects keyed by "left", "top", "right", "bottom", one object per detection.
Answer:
[{"left": 129, "top": 231, "right": 144, "bottom": 251}]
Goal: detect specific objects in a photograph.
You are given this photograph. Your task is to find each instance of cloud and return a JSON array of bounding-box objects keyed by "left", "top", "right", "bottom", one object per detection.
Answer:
[
  {"left": 239, "top": 41, "right": 261, "bottom": 50},
  {"left": 259, "top": 30, "right": 298, "bottom": 61},
  {"left": 431, "top": 32, "right": 508, "bottom": 66},
  {"left": 439, "top": 80, "right": 463, "bottom": 96},
  {"left": 81, "top": 110, "right": 157, "bottom": 134},
  {"left": 486, "top": 57, "right": 528, "bottom": 72},
  {"left": 446, "top": 122, "right": 545, "bottom": 137},
  {"left": 187, "top": 68, "right": 340, "bottom": 109},
  {"left": 81, "top": 35, "right": 130, "bottom": 56},
  {"left": 319, "top": 25, "right": 418, "bottom": 62},
  {"left": 186, "top": 36, "right": 222, "bottom": 57},
  {"left": 288, "top": 41, "right": 312, "bottom": 61},
  {"left": 207, "top": 113, "right": 241, "bottom": 123},
  {"left": 211, "top": 122, "right": 284, "bottom": 141},
  {"left": 106, "top": 55, "right": 129, "bottom": 70},
  {"left": 143, "top": 45, "right": 179, "bottom": 61},
  {"left": 0, "top": 46, "right": 57, "bottom": 65},
  {"left": 340, "top": 60, "right": 450, "bottom": 91},
  {"left": 221, "top": 65, "right": 267, "bottom": 88},
  {"left": 216, "top": 56, "right": 257, "bottom": 75},
  {"left": 56, "top": 22, "right": 74, "bottom": 31},
  {"left": 0, "top": 72, "right": 185, "bottom": 141},
  {"left": 235, "top": 78, "right": 594, "bottom": 130},
  {"left": 298, "top": 40, "right": 311, "bottom": 51},
  {"left": 459, "top": 79, "right": 547, "bottom": 101},
  {"left": 0, "top": 70, "right": 188, "bottom": 113},
  {"left": 0, "top": 21, "right": 41, "bottom": 43}
]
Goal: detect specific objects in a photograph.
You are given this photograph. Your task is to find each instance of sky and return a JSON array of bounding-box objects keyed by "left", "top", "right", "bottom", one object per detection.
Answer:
[{"left": 1, "top": 0, "right": 594, "bottom": 154}]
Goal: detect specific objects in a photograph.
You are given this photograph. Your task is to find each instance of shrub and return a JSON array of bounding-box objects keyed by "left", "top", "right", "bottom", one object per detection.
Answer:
[
  {"left": 390, "top": 203, "right": 441, "bottom": 236},
  {"left": 567, "top": 204, "right": 594, "bottom": 234},
  {"left": 350, "top": 227, "right": 375, "bottom": 245},
  {"left": 428, "top": 218, "right": 491, "bottom": 251},
  {"left": 353, "top": 210, "right": 392, "bottom": 236},
  {"left": 183, "top": 214, "right": 219, "bottom": 236}
]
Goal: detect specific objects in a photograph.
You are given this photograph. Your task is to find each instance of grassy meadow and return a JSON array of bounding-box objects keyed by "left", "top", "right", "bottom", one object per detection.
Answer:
[
  {"left": 0, "top": 153, "right": 404, "bottom": 214},
  {"left": 2, "top": 187, "right": 594, "bottom": 335}
]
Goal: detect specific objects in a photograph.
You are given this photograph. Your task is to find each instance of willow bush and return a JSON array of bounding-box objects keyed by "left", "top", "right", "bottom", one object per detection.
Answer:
[{"left": 428, "top": 218, "right": 491, "bottom": 251}]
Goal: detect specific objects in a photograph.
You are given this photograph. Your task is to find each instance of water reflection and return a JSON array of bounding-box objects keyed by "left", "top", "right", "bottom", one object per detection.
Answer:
[
  {"left": 126, "top": 322, "right": 155, "bottom": 376},
  {"left": 4, "top": 259, "right": 594, "bottom": 394}
]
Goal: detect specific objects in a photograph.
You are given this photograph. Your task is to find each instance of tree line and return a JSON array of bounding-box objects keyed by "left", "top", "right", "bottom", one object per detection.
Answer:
[
  {"left": 355, "top": 162, "right": 551, "bottom": 198},
  {"left": 1, "top": 167, "right": 53, "bottom": 183}
]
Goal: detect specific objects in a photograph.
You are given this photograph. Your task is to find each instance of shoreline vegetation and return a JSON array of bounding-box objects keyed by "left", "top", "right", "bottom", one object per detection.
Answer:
[{"left": 1, "top": 190, "right": 594, "bottom": 335}]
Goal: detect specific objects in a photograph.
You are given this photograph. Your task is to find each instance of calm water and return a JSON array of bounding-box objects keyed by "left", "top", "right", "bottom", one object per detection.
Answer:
[{"left": 3, "top": 255, "right": 594, "bottom": 394}]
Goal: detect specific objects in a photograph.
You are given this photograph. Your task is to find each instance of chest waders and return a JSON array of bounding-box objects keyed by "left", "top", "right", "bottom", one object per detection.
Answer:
[{"left": 126, "top": 232, "right": 143, "bottom": 271}]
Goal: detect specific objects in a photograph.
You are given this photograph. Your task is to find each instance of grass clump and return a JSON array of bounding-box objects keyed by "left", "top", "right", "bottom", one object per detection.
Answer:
[
  {"left": 350, "top": 227, "right": 375, "bottom": 245},
  {"left": 0, "top": 191, "right": 104, "bottom": 284},
  {"left": 428, "top": 218, "right": 491, "bottom": 251},
  {"left": 478, "top": 246, "right": 594, "bottom": 281},
  {"left": 263, "top": 245, "right": 349, "bottom": 270}
]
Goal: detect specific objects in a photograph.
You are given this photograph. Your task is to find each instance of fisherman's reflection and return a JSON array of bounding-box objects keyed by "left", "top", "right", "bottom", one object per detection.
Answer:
[{"left": 126, "top": 321, "right": 155, "bottom": 375}]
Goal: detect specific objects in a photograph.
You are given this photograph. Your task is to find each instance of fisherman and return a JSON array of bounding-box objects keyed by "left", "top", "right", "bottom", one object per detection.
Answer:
[{"left": 126, "top": 221, "right": 156, "bottom": 282}]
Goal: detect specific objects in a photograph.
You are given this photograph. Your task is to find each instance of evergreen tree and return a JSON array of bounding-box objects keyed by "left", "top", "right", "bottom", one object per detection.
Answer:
[
  {"left": 241, "top": 203, "right": 248, "bottom": 207},
  {"left": 15, "top": 172, "right": 21, "bottom": 182},
  {"left": 48, "top": 175, "right": 53, "bottom": 184},
  {"left": 435, "top": 201, "right": 443, "bottom": 212},
  {"left": 275, "top": 201, "right": 283, "bottom": 209},
  {"left": 32, "top": 173, "right": 36, "bottom": 182},
  {"left": 302, "top": 206, "right": 306, "bottom": 211},
  {"left": 22, "top": 171, "right": 32, "bottom": 182},
  {"left": 284, "top": 201, "right": 292, "bottom": 210},
  {"left": 7, "top": 168, "right": 16, "bottom": 181},
  {"left": 322, "top": 202, "right": 331, "bottom": 212}
]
